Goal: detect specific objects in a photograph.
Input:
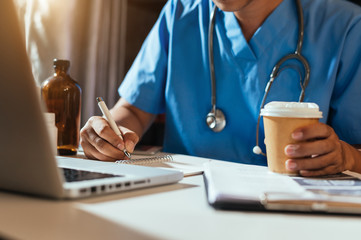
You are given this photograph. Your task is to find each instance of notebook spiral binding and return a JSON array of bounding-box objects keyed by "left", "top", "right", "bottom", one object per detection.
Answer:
[{"left": 115, "top": 155, "right": 173, "bottom": 165}]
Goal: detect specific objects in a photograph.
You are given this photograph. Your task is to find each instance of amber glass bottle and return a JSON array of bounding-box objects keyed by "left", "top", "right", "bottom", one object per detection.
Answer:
[{"left": 41, "top": 59, "right": 81, "bottom": 155}]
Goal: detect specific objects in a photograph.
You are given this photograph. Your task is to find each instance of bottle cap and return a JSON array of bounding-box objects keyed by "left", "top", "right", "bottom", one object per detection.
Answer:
[{"left": 53, "top": 59, "right": 70, "bottom": 70}]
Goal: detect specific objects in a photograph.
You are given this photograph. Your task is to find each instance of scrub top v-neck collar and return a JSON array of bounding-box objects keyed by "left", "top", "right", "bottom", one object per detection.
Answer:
[{"left": 218, "top": 0, "right": 297, "bottom": 61}]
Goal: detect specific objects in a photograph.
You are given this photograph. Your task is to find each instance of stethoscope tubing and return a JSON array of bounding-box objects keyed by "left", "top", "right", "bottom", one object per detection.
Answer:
[
  {"left": 208, "top": 5, "right": 218, "bottom": 112},
  {"left": 207, "top": 0, "right": 311, "bottom": 156}
]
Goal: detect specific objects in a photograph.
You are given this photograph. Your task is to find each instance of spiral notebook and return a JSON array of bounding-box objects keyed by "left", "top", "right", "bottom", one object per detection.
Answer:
[
  {"left": 115, "top": 154, "right": 208, "bottom": 177},
  {"left": 116, "top": 155, "right": 173, "bottom": 165}
]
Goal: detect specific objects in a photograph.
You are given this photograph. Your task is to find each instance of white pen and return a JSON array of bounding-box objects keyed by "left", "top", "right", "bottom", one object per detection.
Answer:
[{"left": 96, "top": 97, "right": 131, "bottom": 159}]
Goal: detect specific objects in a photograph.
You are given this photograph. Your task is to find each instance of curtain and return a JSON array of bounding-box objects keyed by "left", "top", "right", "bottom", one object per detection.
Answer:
[{"left": 14, "top": 0, "right": 128, "bottom": 126}]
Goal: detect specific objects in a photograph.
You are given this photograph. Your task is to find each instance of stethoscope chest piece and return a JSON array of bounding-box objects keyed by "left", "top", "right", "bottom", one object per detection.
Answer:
[{"left": 206, "top": 108, "right": 226, "bottom": 132}]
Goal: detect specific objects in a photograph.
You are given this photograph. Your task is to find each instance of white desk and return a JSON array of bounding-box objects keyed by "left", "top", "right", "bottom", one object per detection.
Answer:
[{"left": 1, "top": 160, "right": 361, "bottom": 240}]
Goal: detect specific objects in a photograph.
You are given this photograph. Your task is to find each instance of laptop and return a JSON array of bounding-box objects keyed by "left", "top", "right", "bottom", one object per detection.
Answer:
[{"left": 0, "top": 1, "right": 183, "bottom": 199}]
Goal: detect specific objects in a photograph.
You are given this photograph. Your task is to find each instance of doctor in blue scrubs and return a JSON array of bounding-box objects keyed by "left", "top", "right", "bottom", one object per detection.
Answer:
[{"left": 80, "top": 0, "right": 361, "bottom": 176}]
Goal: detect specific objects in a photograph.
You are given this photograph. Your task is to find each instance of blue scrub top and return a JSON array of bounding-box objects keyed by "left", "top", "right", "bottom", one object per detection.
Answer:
[{"left": 119, "top": 0, "right": 361, "bottom": 165}]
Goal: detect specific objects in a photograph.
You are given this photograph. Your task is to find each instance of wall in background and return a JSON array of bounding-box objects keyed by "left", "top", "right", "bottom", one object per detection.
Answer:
[{"left": 125, "top": 0, "right": 166, "bottom": 146}]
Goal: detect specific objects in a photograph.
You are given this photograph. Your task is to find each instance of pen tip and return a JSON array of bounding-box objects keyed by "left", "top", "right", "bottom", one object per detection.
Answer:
[
  {"left": 123, "top": 149, "right": 131, "bottom": 159},
  {"left": 96, "top": 97, "right": 103, "bottom": 103}
]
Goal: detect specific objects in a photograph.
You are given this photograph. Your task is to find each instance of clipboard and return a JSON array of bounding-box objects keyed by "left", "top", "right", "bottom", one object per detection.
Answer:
[{"left": 203, "top": 161, "right": 361, "bottom": 215}]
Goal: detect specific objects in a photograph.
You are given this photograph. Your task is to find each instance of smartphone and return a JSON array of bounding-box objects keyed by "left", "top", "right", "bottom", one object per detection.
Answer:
[{"left": 133, "top": 145, "right": 162, "bottom": 155}]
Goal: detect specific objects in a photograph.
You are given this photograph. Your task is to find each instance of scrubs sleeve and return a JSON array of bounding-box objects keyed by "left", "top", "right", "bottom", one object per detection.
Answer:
[
  {"left": 118, "top": 1, "right": 175, "bottom": 115},
  {"left": 328, "top": 18, "right": 361, "bottom": 144}
]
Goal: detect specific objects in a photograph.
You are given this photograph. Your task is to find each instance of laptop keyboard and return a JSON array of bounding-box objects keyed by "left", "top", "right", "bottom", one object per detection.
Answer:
[{"left": 61, "top": 168, "right": 123, "bottom": 182}]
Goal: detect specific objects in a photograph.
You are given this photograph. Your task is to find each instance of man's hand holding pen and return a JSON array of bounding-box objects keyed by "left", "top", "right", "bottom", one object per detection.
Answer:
[{"left": 80, "top": 98, "right": 140, "bottom": 161}]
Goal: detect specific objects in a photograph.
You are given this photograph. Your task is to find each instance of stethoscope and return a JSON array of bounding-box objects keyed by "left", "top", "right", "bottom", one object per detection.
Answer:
[{"left": 206, "top": 0, "right": 310, "bottom": 156}]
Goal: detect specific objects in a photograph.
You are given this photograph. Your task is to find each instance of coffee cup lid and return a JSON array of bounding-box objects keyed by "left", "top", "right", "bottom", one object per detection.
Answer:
[{"left": 260, "top": 101, "right": 323, "bottom": 118}]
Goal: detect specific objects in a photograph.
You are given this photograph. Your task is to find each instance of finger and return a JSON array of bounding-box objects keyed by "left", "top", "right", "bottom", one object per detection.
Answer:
[
  {"left": 298, "top": 164, "right": 343, "bottom": 177},
  {"left": 80, "top": 122, "right": 100, "bottom": 160},
  {"left": 81, "top": 144, "right": 96, "bottom": 160},
  {"left": 88, "top": 132, "right": 126, "bottom": 160},
  {"left": 79, "top": 136, "right": 95, "bottom": 159},
  {"left": 291, "top": 122, "right": 333, "bottom": 141},
  {"left": 284, "top": 138, "right": 337, "bottom": 158},
  {"left": 80, "top": 140, "right": 118, "bottom": 162},
  {"left": 285, "top": 150, "right": 340, "bottom": 171},
  {"left": 92, "top": 117, "right": 125, "bottom": 150},
  {"left": 119, "top": 126, "right": 139, "bottom": 153}
]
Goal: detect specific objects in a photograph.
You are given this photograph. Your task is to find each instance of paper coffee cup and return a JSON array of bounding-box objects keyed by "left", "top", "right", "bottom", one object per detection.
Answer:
[{"left": 260, "top": 101, "right": 323, "bottom": 174}]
